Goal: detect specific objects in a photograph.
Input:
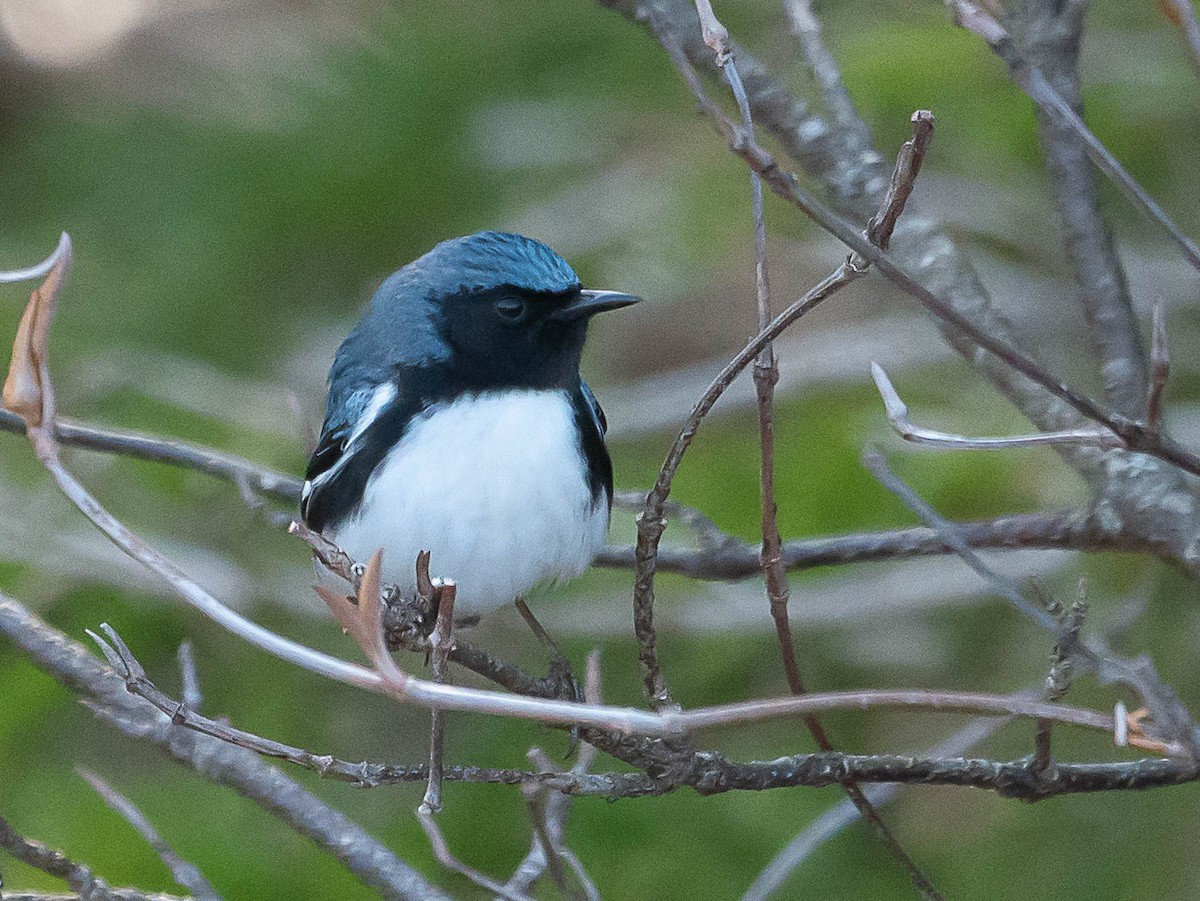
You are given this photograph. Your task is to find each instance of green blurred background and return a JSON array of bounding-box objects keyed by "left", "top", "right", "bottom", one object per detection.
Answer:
[{"left": 2, "top": 0, "right": 1199, "bottom": 897}]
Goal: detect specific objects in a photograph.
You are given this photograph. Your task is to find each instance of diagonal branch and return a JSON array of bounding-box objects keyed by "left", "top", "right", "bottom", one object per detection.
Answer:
[
  {"left": 949, "top": 0, "right": 1200, "bottom": 273},
  {"left": 77, "top": 769, "right": 222, "bottom": 901},
  {"left": 0, "top": 594, "right": 447, "bottom": 901},
  {"left": 1004, "top": 0, "right": 1147, "bottom": 418}
]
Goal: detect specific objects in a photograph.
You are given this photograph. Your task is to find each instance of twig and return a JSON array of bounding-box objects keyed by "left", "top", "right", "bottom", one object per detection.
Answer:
[
  {"left": 0, "top": 811, "right": 174, "bottom": 901},
  {"left": 871, "top": 362, "right": 1123, "bottom": 450},
  {"left": 629, "top": 26, "right": 893, "bottom": 707},
  {"left": 0, "top": 408, "right": 304, "bottom": 504},
  {"left": 631, "top": 257, "right": 861, "bottom": 706},
  {"left": 1005, "top": 0, "right": 1147, "bottom": 418},
  {"left": 697, "top": 20, "right": 942, "bottom": 887},
  {"left": 418, "top": 808, "right": 534, "bottom": 901},
  {"left": 0, "top": 233, "right": 72, "bottom": 283},
  {"left": 177, "top": 641, "right": 202, "bottom": 713},
  {"left": 596, "top": 511, "right": 1130, "bottom": 578},
  {"left": 502, "top": 653, "right": 604, "bottom": 900},
  {"left": 77, "top": 769, "right": 222, "bottom": 901},
  {"left": 89, "top": 629, "right": 653, "bottom": 795},
  {"left": 1032, "top": 579, "right": 1088, "bottom": 772},
  {"left": 948, "top": 0, "right": 1200, "bottom": 274},
  {"left": 1160, "top": 0, "right": 1200, "bottom": 81},
  {"left": 420, "top": 579, "right": 457, "bottom": 814},
  {"left": 783, "top": 0, "right": 875, "bottom": 154},
  {"left": 0, "top": 596, "right": 449, "bottom": 901},
  {"left": 631, "top": 4, "right": 1200, "bottom": 478},
  {"left": 862, "top": 449, "right": 1197, "bottom": 755},
  {"left": 1147, "top": 298, "right": 1170, "bottom": 434},
  {"left": 743, "top": 709, "right": 1014, "bottom": 901}
]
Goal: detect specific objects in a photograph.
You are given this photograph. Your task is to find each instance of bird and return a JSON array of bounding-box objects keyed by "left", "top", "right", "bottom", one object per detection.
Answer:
[{"left": 300, "top": 231, "right": 639, "bottom": 618}]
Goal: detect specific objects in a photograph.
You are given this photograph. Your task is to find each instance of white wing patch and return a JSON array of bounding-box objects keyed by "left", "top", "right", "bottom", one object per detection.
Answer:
[{"left": 308, "top": 382, "right": 397, "bottom": 492}]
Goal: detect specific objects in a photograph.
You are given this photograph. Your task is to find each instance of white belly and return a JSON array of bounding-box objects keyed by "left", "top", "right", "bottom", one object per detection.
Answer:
[{"left": 330, "top": 389, "right": 609, "bottom": 614}]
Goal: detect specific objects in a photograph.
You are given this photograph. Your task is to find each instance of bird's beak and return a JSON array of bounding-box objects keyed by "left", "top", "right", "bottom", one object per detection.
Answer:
[{"left": 550, "top": 289, "right": 641, "bottom": 321}]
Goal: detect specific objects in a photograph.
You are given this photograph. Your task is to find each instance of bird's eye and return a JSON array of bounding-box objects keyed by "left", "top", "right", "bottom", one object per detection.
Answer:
[{"left": 494, "top": 297, "right": 527, "bottom": 323}]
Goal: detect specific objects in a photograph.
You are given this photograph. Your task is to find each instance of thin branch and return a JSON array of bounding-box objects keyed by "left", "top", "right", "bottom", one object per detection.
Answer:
[
  {"left": 948, "top": 0, "right": 1200, "bottom": 274},
  {"left": 862, "top": 449, "right": 1197, "bottom": 755},
  {"left": 0, "top": 812, "right": 173, "bottom": 901},
  {"left": 92, "top": 630, "right": 654, "bottom": 795},
  {"left": 503, "top": 653, "right": 604, "bottom": 900},
  {"left": 621, "top": 1, "right": 1200, "bottom": 478},
  {"left": 418, "top": 808, "right": 534, "bottom": 901},
  {"left": 596, "top": 511, "right": 1126, "bottom": 579},
  {"left": 1005, "top": 0, "right": 1147, "bottom": 418},
  {"left": 783, "top": 0, "right": 875, "bottom": 153},
  {"left": 0, "top": 594, "right": 451, "bottom": 901},
  {"left": 871, "top": 362, "right": 1123, "bottom": 450},
  {"left": 420, "top": 580, "right": 457, "bottom": 814},
  {"left": 1147, "top": 298, "right": 1170, "bottom": 434},
  {"left": 0, "top": 233, "right": 72, "bottom": 284},
  {"left": 743, "top": 709, "right": 1014, "bottom": 901},
  {"left": 0, "top": 409, "right": 304, "bottom": 504},
  {"left": 77, "top": 769, "right": 222, "bottom": 901},
  {"left": 1160, "top": 0, "right": 1200, "bottom": 81},
  {"left": 177, "top": 641, "right": 202, "bottom": 713}
]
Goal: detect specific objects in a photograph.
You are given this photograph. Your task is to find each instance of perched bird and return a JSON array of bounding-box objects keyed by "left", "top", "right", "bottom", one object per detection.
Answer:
[{"left": 300, "top": 231, "right": 638, "bottom": 615}]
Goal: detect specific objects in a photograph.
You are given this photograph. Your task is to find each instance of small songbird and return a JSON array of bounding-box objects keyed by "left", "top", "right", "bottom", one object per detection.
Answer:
[{"left": 300, "top": 231, "right": 638, "bottom": 615}]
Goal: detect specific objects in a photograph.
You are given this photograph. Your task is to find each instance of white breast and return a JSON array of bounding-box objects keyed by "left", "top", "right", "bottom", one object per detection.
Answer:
[{"left": 329, "top": 389, "right": 609, "bottom": 614}]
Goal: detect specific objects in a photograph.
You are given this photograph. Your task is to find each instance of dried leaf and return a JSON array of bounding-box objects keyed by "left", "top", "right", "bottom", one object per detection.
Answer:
[
  {"left": 314, "top": 583, "right": 359, "bottom": 637},
  {"left": 358, "top": 549, "right": 392, "bottom": 672},
  {"left": 3, "top": 235, "right": 72, "bottom": 429}
]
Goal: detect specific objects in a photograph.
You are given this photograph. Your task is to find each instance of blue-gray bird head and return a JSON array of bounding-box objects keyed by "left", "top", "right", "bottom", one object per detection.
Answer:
[
  {"left": 329, "top": 231, "right": 638, "bottom": 396},
  {"left": 302, "top": 232, "right": 639, "bottom": 532}
]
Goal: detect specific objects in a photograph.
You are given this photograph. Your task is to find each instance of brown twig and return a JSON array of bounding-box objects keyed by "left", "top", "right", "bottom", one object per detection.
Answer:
[
  {"left": 420, "top": 579, "right": 457, "bottom": 814},
  {"left": 622, "top": 2, "right": 1200, "bottom": 479},
  {"left": 504, "top": 653, "right": 604, "bottom": 900},
  {"left": 691, "top": 10, "right": 942, "bottom": 890}
]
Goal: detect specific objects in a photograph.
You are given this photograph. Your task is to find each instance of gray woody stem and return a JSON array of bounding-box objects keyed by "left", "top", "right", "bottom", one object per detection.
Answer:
[{"left": 0, "top": 594, "right": 450, "bottom": 901}]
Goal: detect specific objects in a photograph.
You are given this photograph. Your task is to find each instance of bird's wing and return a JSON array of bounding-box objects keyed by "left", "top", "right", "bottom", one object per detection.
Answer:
[
  {"left": 578, "top": 378, "right": 608, "bottom": 436},
  {"left": 574, "top": 378, "right": 613, "bottom": 510},
  {"left": 301, "top": 381, "right": 399, "bottom": 529}
]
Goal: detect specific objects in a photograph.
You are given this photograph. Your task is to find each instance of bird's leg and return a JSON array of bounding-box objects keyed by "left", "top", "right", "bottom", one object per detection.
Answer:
[{"left": 514, "top": 597, "right": 581, "bottom": 704}]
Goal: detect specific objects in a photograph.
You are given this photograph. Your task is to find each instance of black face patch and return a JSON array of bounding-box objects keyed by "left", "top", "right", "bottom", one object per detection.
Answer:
[{"left": 436, "top": 287, "right": 590, "bottom": 393}]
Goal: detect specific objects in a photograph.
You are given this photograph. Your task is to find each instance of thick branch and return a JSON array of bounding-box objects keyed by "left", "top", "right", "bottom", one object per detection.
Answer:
[{"left": 1007, "top": 0, "right": 1147, "bottom": 418}]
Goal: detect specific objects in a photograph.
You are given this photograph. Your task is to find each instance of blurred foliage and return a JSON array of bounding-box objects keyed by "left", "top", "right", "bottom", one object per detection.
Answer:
[{"left": 1, "top": 0, "right": 1199, "bottom": 898}]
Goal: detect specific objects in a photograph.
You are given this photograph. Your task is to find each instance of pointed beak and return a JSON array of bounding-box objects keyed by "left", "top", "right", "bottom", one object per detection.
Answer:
[{"left": 550, "top": 289, "right": 641, "bottom": 321}]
